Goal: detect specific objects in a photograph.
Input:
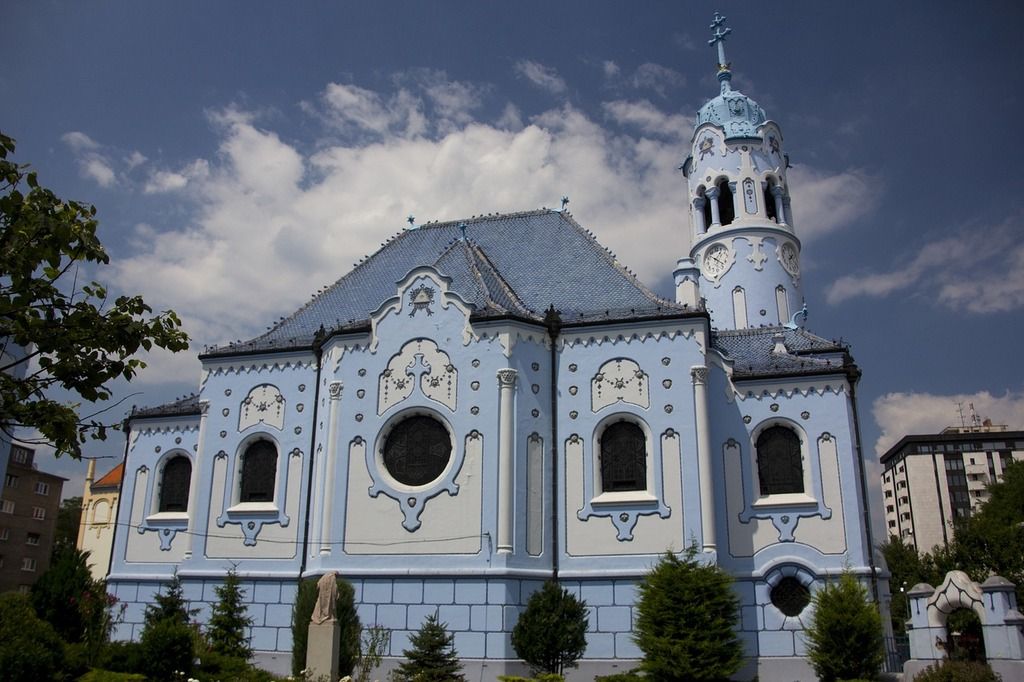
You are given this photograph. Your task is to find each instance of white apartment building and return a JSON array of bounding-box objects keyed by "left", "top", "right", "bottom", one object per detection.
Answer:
[{"left": 879, "top": 423, "right": 1024, "bottom": 552}]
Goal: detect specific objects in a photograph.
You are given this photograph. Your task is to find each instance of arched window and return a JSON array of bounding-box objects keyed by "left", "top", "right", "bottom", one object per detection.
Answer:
[
  {"left": 599, "top": 421, "right": 647, "bottom": 492},
  {"left": 764, "top": 181, "right": 778, "bottom": 222},
  {"left": 383, "top": 415, "right": 452, "bottom": 487},
  {"left": 159, "top": 455, "right": 191, "bottom": 512},
  {"left": 756, "top": 425, "right": 804, "bottom": 495},
  {"left": 717, "top": 179, "right": 735, "bottom": 226},
  {"left": 240, "top": 440, "right": 277, "bottom": 503}
]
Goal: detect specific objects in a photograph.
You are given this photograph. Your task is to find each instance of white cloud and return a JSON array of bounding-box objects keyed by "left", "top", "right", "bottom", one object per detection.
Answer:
[
  {"left": 602, "top": 60, "right": 620, "bottom": 78},
  {"left": 61, "top": 131, "right": 99, "bottom": 151},
  {"left": 144, "top": 159, "right": 210, "bottom": 194},
  {"left": 125, "top": 150, "right": 148, "bottom": 169},
  {"left": 630, "top": 63, "right": 685, "bottom": 97},
  {"left": 514, "top": 60, "right": 567, "bottom": 95},
  {"left": 107, "top": 75, "right": 868, "bottom": 356},
  {"left": 82, "top": 157, "right": 116, "bottom": 187},
  {"left": 872, "top": 389, "right": 1024, "bottom": 456},
  {"left": 787, "top": 165, "right": 878, "bottom": 242},
  {"left": 826, "top": 218, "right": 1022, "bottom": 309},
  {"left": 602, "top": 99, "right": 691, "bottom": 139},
  {"left": 61, "top": 131, "right": 119, "bottom": 187}
]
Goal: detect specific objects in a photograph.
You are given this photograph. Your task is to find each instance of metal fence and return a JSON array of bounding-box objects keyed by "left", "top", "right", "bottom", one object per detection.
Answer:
[{"left": 884, "top": 634, "right": 911, "bottom": 673}]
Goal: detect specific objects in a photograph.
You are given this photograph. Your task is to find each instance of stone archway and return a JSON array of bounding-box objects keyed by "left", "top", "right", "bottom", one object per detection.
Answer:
[{"left": 902, "top": 571, "right": 1024, "bottom": 680}]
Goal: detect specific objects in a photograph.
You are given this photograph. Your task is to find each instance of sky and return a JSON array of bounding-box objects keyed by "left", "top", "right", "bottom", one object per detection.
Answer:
[{"left": 3, "top": 1, "right": 1023, "bottom": 537}]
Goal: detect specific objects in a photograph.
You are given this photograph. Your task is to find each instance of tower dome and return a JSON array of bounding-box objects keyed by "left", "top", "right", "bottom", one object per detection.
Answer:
[
  {"left": 696, "top": 13, "right": 767, "bottom": 140},
  {"left": 696, "top": 84, "right": 767, "bottom": 140}
]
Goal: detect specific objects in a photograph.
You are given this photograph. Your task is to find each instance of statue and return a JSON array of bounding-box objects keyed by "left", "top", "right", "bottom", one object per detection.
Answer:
[{"left": 311, "top": 571, "right": 338, "bottom": 624}]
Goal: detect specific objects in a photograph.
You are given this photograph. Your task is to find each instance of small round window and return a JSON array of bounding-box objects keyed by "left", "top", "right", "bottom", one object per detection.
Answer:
[
  {"left": 382, "top": 415, "right": 452, "bottom": 487},
  {"left": 770, "top": 576, "right": 811, "bottom": 616}
]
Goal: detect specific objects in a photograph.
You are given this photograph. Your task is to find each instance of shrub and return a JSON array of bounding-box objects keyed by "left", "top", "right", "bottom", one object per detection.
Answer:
[
  {"left": 290, "top": 575, "right": 361, "bottom": 677},
  {"left": 594, "top": 674, "right": 645, "bottom": 682},
  {"left": 393, "top": 612, "right": 465, "bottom": 681},
  {"left": 633, "top": 547, "right": 742, "bottom": 682},
  {"left": 0, "top": 592, "right": 66, "bottom": 681},
  {"left": 100, "top": 640, "right": 145, "bottom": 674},
  {"left": 803, "top": 572, "right": 884, "bottom": 682},
  {"left": 912, "top": 660, "right": 1002, "bottom": 682},
  {"left": 139, "top": 616, "right": 196, "bottom": 681},
  {"left": 30, "top": 544, "right": 106, "bottom": 644},
  {"left": 511, "top": 580, "right": 588, "bottom": 676},
  {"left": 77, "top": 671, "right": 147, "bottom": 682},
  {"left": 497, "top": 676, "right": 564, "bottom": 682},
  {"left": 206, "top": 568, "right": 253, "bottom": 660}
]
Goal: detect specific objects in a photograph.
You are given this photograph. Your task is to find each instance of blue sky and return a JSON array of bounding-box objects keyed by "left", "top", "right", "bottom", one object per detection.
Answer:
[{"left": 3, "top": 2, "right": 1023, "bottom": 517}]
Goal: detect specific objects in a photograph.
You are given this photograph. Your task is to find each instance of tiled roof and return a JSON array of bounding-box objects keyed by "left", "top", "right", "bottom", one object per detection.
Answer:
[
  {"left": 206, "top": 210, "right": 686, "bottom": 355},
  {"left": 712, "top": 327, "right": 851, "bottom": 379},
  {"left": 92, "top": 462, "right": 124, "bottom": 489},
  {"left": 130, "top": 394, "right": 201, "bottom": 419}
]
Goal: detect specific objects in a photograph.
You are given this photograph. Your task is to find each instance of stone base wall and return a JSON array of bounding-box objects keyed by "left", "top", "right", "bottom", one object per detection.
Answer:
[{"left": 108, "top": 573, "right": 816, "bottom": 680}]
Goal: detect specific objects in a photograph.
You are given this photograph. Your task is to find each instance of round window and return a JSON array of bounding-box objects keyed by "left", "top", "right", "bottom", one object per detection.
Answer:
[
  {"left": 770, "top": 576, "right": 811, "bottom": 616},
  {"left": 382, "top": 415, "right": 452, "bottom": 487}
]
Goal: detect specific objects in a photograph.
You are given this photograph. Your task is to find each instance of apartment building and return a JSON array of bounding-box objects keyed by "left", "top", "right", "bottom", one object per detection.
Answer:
[
  {"left": 0, "top": 445, "right": 66, "bottom": 592},
  {"left": 879, "top": 423, "right": 1024, "bottom": 552}
]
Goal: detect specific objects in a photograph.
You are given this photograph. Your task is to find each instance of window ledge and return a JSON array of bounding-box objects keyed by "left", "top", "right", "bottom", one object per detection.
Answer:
[
  {"left": 752, "top": 493, "right": 817, "bottom": 508},
  {"left": 225, "top": 502, "right": 279, "bottom": 516},
  {"left": 591, "top": 491, "right": 659, "bottom": 506},
  {"left": 144, "top": 512, "right": 189, "bottom": 525}
]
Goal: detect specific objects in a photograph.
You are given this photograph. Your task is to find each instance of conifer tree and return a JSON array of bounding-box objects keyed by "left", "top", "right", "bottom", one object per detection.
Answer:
[
  {"left": 633, "top": 547, "right": 742, "bottom": 682},
  {"left": 803, "top": 571, "right": 884, "bottom": 682},
  {"left": 393, "top": 612, "right": 465, "bottom": 682},
  {"left": 207, "top": 567, "right": 253, "bottom": 660},
  {"left": 511, "top": 580, "right": 588, "bottom": 675},
  {"left": 139, "top": 571, "right": 197, "bottom": 680}
]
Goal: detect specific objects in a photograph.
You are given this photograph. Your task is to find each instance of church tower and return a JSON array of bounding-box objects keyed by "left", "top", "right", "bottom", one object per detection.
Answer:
[{"left": 675, "top": 13, "right": 804, "bottom": 331}]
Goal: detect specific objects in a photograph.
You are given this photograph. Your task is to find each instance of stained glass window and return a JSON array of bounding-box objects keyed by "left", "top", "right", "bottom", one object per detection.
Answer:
[
  {"left": 600, "top": 421, "right": 647, "bottom": 492},
  {"left": 383, "top": 415, "right": 452, "bottom": 487},
  {"left": 756, "top": 425, "right": 803, "bottom": 495},
  {"left": 159, "top": 455, "right": 192, "bottom": 512},
  {"left": 240, "top": 440, "right": 277, "bottom": 503}
]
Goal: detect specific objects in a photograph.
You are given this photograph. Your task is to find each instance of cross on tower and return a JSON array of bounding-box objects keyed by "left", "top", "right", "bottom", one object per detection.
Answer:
[{"left": 708, "top": 12, "right": 732, "bottom": 71}]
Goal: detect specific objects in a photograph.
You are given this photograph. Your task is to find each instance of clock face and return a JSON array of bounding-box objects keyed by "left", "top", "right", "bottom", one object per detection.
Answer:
[
  {"left": 780, "top": 242, "right": 800, "bottom": 275},
  {"left": 703, "top": 243, "right": 730, "bottom": 279}
]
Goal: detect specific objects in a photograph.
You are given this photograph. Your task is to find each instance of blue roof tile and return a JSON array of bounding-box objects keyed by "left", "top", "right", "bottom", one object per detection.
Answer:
[{"left": 207, "top": 209, "right": 684, "bottom": 354}]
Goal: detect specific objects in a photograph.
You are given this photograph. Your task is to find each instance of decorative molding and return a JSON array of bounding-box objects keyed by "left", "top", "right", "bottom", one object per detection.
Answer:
[
  {"left": 691, "top": 365, "right": 709, "bottom": 385},
  {"left": 591, "top": 358, "right": 650, "bottom": 412},
  {"left": 239, "top": 384, "right": 286, "bottom": 431},
  {"left": 205, "top": 359, "right": 315, "bottom": 379},
  {"left": 328, "top": 381, "right": 343, "bottom": 399},
  {"left": 378, "top": 339, "right": 458, "bottom": 414},
  {"left": 562, "top": 327, "right": 701, "bottom": 352},
  {"left": 746, "top": 236, "right": 768, "bottom": 271},
  {"left": 496, "top": 368, "right": 519, "bottom": 388}
]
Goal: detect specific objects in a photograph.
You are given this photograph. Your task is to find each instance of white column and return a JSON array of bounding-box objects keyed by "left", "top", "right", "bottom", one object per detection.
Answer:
[
  {"left": 691, "top": 366, "right": 717, "bottom": 553},
  {"left": 692, "top": 196, "right": 707, "bottom": 234},
  {"left": 320, "top": 381, "right": 343, "bottom": 556},
  {"left": 772, "top": 186, "right": 787, "bottom": 225},
  {"left": 183, "top": 399, "right": 210, "bottom": 561},
  {"left": 706, "top": 187, "right": 722, "bottom": 226},
  {"left": 496, "top": 369, "right": 518, "bottom": 554}
]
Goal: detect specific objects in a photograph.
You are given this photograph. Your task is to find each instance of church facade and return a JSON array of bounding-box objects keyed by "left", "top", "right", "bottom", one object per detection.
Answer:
[{"left": 107, "top": 16, "right": 882, "bottom": 680}]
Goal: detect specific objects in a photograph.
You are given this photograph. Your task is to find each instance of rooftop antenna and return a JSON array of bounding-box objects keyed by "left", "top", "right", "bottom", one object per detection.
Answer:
[
  {"left": 561, "top": 196, "right": 570, "bottom": 211},
  {"left": 956, "top": 402, "right": 967, "bottom": 428},
  {"left": 969, "top": 402, "right": 981, "bottom": 428}
]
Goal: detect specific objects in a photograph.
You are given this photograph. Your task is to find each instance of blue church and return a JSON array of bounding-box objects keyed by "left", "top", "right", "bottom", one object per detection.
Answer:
[{"left": 108, "top": 15, "right": 883, "bottom": 680}]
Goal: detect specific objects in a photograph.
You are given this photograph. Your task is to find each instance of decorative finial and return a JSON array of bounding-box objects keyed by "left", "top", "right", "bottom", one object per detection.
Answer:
[
  {"left": 783, "top": 302, "right": 809, "bottom": 330},
  {"left": 407, "top": 214, "right": 416, "bottom": 229},
  {"left": 458, "top": 221, "right": 468, "bottom": 241},
  {"left": 708, "top": 12, "right": 733, "bottom": 90},
  {"left": 561, "top": 196, "right": 570, "bottom": 211}
]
